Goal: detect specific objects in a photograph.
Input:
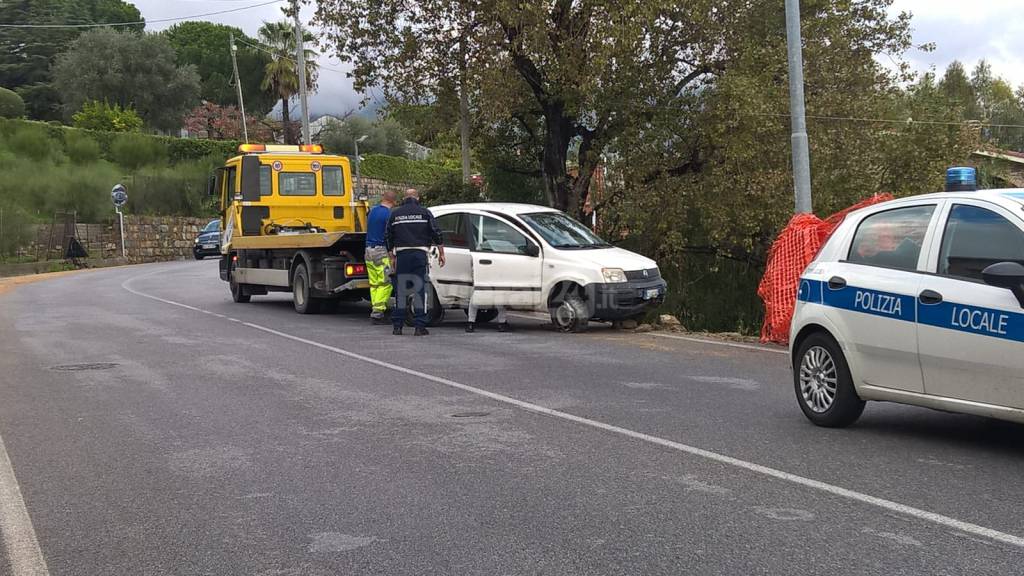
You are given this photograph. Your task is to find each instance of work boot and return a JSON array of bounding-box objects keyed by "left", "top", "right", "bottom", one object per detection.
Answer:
[
  {"left": 414, "top": 327, "right": 430, "bottom": 336},
  {"left": 371, "top": 312, "right": 388, "bottom": 325},
  {"left": 392, "top": 326, "right": 403, "bottom": 336},
  {"left": 465, "top": 322, "right": 475, "bottom": 333},
  {"left": 498, "top": 322, "right": 511, "bottom": 333}
]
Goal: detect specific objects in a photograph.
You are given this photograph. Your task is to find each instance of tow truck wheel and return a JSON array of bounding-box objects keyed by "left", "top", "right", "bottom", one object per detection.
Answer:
[
  {"left": 292, "top": 263, "right": 321, "bottom": 314},
  {"left": 794, "top": 332, "right": 865, "bottom": 428},
  {"left": 229, "top": 274, "right": 250, "bottom": 303}
]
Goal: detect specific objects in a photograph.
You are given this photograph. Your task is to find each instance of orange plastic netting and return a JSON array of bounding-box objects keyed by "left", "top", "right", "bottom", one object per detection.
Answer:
[{"left": 758, "top": 194, "right": 894, "bottom": 344}]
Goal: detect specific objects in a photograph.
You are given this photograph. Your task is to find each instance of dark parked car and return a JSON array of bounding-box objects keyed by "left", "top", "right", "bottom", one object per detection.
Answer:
[{"left": 193, "top": 219, "right": 221, "bottom": 260}]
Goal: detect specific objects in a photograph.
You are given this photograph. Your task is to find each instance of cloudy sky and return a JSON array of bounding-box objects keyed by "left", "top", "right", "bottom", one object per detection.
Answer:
[{"left": 133, "top": 0, "right": 1023, "bottom": 117}]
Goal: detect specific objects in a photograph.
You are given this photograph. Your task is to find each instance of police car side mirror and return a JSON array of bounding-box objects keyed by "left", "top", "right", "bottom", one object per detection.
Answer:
[
  {"left": 982, "top": 262, "right": 1024, "bottom": 307},
  {"left": 524, "top": 243, "right": 540, "bottom": 257}
]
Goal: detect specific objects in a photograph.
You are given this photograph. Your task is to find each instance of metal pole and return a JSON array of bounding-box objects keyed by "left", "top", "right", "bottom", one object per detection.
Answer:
[
  {"left": 458, "top": 38, "right": 471, "bottom": 184},
  {"left": 785, "top": 0, "right": 813, "bottom": 214},
  {"left": 116, "top": 206, "right": 126, "bottom": 258},
  {"left": 354, "top": 138, "right": 362, "bottom": 195},
  {"left": 229, "top": 32, "right": 250, "bottom": 143},
  {"left": 292, "top": 1, "right": 312, "bottom": 146}
]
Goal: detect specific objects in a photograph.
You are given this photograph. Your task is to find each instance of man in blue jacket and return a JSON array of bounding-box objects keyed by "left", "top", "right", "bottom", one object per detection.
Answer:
[
  {"left": 385, "top": 188, "right": 446, "bottom": 336},
  {"left": 365, "top": 189, "right": 396, "bottom": 324}
]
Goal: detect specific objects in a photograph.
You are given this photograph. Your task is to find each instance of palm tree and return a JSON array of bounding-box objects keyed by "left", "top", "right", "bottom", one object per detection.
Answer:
[{"left": 258, "top": 21, "right": 318, "bottom": 144}]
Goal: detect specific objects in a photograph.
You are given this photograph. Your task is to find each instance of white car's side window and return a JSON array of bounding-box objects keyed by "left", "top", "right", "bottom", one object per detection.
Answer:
[
  {"left": 846, "top": 205, "right": 935, "bottom": 271},
  {"left": 937, "top": 204, "right": 1024, "bottom": 281}
]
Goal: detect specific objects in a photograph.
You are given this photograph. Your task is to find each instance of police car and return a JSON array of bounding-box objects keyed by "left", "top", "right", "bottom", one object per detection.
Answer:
[{"left": 791, "top": 168, "right": 1024, "bottom": 427}]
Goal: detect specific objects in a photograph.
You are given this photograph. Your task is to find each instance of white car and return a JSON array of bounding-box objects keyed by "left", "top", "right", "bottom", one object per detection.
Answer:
[
  {"left": 790, "top": 184, "right": 1024, "bottom": 427},
  {"left": 421, "top": 203, "right": 667, "bottom": 332}
]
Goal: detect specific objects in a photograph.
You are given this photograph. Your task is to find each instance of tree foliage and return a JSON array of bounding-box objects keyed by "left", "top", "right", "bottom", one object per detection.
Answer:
[
  {"left": 183, "top": 102, "right": 273, "bottom": 141},
  {"left": 0, "top": 87, "right": 25, "bottom": 119},
  {"left": 72, "top": 100, "right": 143, "bottom": 132},
  {"left": 938, "top": 60, "right": 1024, "bottom": 152},
  {"left": 320, "top": 116, "right": 408, "bottom": 156},
  {"left": 164, "top": 21, "right": 277, "bottom": 118},
  {"left": 257, "top": 21, "right": 318, "bottom": 145},
  {"left": 53, "top": 28, "right": 201, "bottom": 132},
  {"left": 0, "top": 0, "right": 143, "bottom": 121}
]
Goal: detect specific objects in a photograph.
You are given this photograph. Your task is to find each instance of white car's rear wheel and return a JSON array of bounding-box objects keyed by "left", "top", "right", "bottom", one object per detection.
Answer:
[{"left": 793, "top": 332, "right": 865, "bottom": 427}]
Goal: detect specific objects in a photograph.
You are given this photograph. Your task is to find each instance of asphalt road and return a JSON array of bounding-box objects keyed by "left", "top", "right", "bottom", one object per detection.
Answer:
[{"left": 1, "top": 260, "right": 1023, "bottom": 575}]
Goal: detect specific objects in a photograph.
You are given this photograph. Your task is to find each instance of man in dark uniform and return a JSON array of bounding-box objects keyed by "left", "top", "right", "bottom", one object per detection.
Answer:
[{"left": 385, "top": 188, "right": 446, "bottom": 336}]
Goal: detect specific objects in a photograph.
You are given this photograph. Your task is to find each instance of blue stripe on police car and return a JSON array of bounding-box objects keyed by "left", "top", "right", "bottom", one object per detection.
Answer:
[{"left": 799, "top": 277, "right": 1021, "bottom": 342}]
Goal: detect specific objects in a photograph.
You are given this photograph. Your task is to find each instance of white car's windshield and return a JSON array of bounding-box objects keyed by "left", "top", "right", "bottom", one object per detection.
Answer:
[{"left": 520, "top": 212, "right": 611, "bottom": 249}]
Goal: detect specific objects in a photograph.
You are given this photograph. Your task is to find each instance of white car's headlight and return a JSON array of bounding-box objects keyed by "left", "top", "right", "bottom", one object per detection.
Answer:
[{"left": 602, "top": 268, "right": 627, "bottom": 283}]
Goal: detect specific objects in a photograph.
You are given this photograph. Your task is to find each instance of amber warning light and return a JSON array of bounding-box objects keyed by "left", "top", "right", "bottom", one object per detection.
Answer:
[{"left": 238, "top": 144, "right": 323, "bottom": 154}]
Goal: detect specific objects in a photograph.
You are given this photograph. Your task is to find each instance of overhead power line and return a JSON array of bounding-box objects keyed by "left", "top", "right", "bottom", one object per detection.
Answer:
[
  {"left": 744, "top": 112, "right": 1024, "bottom": 130},
  {"left": 0, "top": 0, "right": 285, "bottom": 28},
  {"left": 232, "top": 35, "right": 348, "bottom": 76}
]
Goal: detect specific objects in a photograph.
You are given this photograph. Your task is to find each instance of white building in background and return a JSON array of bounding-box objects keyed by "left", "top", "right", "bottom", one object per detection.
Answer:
[{"left": 309, "top": 115, "right": 344, "bottom": 143}]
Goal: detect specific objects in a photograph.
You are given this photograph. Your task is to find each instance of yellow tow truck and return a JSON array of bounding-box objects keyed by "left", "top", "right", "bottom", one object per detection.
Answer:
[{"left": 211, "top": 144, "right": 372, "bottom": 313}]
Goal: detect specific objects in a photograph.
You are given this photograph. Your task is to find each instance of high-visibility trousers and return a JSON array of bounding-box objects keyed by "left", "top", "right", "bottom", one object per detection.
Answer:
[{"left": 367, "top": 255, "right": 393, "bottom": 313}]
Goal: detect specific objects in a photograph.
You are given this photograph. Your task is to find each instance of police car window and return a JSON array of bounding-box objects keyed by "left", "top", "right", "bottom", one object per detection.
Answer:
[
  {"left": 278, "top": 172, "right": 316, "bottom": 196},
  {"left": 939, "top": 204, "right": 1024, "bottom": 280},
  {"left": 437, "top": 213, "right": 468, "bottom": 249},
  {"left": 323, "top": 166, "right": 344, "bottom": 196},
  {"left": 847, "top": 205, "right": 934, "bottom": 271},
  {"left": 259, "top": 166, "right": 272, "bottom": 196},
  {"left": 475, "top": 215, "right": 530, "bottom": 255}
]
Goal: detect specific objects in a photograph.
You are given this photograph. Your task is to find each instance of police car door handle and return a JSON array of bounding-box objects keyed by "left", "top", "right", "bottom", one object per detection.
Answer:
[
  {"left": 919, "top": 289, "right": 943, "bottom": 305},
  {"left": 478, "top": 259, "right": 492, "bottom": 265},
  {"left": 827, "top": 276, "right": 847, "bottom": 290}
]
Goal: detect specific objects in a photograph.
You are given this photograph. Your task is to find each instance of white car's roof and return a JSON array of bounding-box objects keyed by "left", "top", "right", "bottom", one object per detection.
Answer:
[
  {"left": 430, "top": 202, "right": 561, "bottom": 216},
  {"left": 849, "top": 188, "right": 1024, "bottom": 216}
]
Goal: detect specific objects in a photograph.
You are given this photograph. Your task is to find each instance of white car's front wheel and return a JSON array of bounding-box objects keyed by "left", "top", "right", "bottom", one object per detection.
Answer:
[{"left": 794, "top": 332, "right": 865, "bottom": 427}]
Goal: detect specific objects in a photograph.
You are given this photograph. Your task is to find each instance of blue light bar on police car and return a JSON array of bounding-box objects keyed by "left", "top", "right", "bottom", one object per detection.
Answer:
[{"left": 945, "top": 166, "right": 977, "bottom": 192}]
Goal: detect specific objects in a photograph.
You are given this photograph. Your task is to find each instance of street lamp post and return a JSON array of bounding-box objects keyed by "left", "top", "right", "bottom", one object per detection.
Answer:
[
  {"left": 354, "top": 135, "right": 368, "bottom": 198},
  {"left": 785, "top": 0, "right": 813, "bottom": 214}
]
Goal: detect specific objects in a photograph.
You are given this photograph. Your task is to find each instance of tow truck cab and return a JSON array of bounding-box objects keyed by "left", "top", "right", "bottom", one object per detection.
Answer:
[{"left": 213, "top": 144, "right": 372, "bottom": 313}]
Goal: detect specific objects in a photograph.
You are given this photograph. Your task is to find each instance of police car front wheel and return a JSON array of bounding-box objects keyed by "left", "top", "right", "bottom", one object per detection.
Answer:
[{"left": 793, "top": 332, "right": 865, "bottom": 428}]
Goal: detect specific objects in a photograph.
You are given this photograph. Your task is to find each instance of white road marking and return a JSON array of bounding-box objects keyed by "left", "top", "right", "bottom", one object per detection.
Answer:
[
  {"left": 121, "top": 272, "right": 1024, "bottom": 549},
  {"left": 0, "top": 432, "right": 50, "bottom": 576},
  {"left": 507, "top": 311, "right": 787, "bottom": 355},
  {"left": 649, "top": 332, "right": 788, "bottom": 355}
]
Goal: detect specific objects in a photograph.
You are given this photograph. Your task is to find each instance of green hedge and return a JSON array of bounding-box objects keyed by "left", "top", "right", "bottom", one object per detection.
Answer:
[
  {"left": 0, "top": 118, "right": 238, "bottom": 165},
  {"left": 1, "top": 119, "right": 452, "bottom": 182},
  {"left": 359, "top": 153, "right": 458, "bottom": 186}
]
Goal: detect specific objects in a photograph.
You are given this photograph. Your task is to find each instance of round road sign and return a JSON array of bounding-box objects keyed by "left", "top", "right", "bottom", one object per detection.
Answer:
[{"left": 111, "top": 184, "right": 128, "bottom": 207}]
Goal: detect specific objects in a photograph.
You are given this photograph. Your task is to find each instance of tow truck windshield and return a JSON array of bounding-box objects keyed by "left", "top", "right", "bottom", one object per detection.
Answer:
[{"left": 520, "top": 211, "right": 611, "bottom": 249}]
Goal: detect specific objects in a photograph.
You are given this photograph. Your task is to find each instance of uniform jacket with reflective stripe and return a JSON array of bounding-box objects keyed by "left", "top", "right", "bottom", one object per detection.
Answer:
[{"left": 385, "top": 198, "right": 443, "bottom": 251}]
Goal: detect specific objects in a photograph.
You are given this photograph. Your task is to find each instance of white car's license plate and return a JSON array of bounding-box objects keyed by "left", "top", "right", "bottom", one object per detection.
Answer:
[
  {"left": 644, "top": 288, "right": 660, "bottom": 300},
  {"left": 202, "top": 244, "right": 216, "bottom": 249}
]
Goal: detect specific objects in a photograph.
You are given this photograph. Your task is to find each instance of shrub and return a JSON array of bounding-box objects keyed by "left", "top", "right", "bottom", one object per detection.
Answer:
[
  {"left": 111, "top": 133, "right": 167, "bottom": 170},
  {"left": 422, "top": 172, "right": 483, "bottom": 206},
  {"left": 64, "top": 131, "right": 102, "bottom": 164},
  {"left": 9, "top": 125, "right": 53, "bottom": 161},
  {"left": 0, "top": 88, "right": 26, "bottom": 119},
  {"left": 360, "top": 154, "right": 457, "bottom": 186},
  {"left": 72, "top": 101, "right": 143, "bottom": 133}
]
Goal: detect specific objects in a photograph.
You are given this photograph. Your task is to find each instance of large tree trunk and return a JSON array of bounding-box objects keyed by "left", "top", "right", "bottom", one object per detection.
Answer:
[
  {"left": 542, "top": 106, "right": 574, "bottom": 212},
  {"left": 281, "top": 96, "right": 293, "bottom": 144}
]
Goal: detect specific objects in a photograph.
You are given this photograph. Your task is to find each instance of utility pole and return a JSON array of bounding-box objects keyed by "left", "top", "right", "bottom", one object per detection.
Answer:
[
  {"left": 229, "top": 33, "right": 249, "bottom": 143},
  {"left": 291, "top": 0, "right": 312, "bottom": 146},
  {"left": 785, "top": 0, "right": 813, "bottom": 214},
  {"left": 457, "top": 32, "right": 471, "bottom": 184},
  {"left": 354, "top": 135, "right": 367, "bottom": 197}
]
